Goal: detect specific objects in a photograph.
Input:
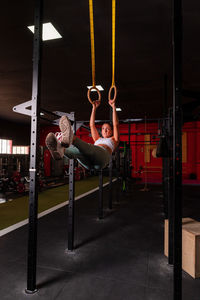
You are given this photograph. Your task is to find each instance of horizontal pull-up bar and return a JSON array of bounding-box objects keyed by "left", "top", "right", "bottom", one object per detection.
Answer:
[{"left": 78, "top": 117, "right": 169, "bottom": 124}]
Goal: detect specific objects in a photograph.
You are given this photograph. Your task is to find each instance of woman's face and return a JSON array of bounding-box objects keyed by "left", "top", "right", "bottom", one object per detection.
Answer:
[{"left": 101, "top": 123, "right": 113, "bottom": 138}]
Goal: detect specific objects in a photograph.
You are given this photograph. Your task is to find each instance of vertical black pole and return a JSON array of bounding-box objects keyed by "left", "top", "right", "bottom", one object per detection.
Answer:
[
  {"left": 162, "top": 156, "right": 169, "bottom": 219},
  {"left": 163, "top": 74, "right": 168, "bottom": 115},
  {"left": 108, "top": 105, "right": 113, "bottom": 208},
  {"left": 162, "top": 75, "right": 169, "bottom": 219},
  {"left": 128, "top": 122, "right": 131, "bottom": 178},
  {"left": 98, "top": 169, "right": 103, "bottom": 219},
  {"left": 122, "top": 142, "right": 127, "bottom": 192},
  {"left": 26, "top": 0, "right": 43, "bottom": 294},
  {"left": 108, "top": 157, "right": 112, "bottom": 209},
  {"left": 172, "top": 0, "right": 182, "bottom": 298},
  {"left": 128, "top": 122, "right": 131, "bottom": 146},
  {"left": 109, "top": 106, "right": 112, "bottom": 126},
  {"left": 68, "top": 158, "right": 75, "bottom": 251},
  {"left": 168, "top": 108, "right": 174, "bottom": 265},
  {"left": 68, "top": 118, "right": 75, "bottom": 251},
  {"left": 116, "top": 146, "right": 120, "bottom": 203}
]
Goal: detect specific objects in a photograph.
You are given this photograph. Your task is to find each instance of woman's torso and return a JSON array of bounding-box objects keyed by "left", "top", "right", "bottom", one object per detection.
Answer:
[{"left": 94, "top": 137, "right": 116, "bottom": 154}]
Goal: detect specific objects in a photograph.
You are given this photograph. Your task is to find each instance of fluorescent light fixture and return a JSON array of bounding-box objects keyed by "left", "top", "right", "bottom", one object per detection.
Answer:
[
  {"left": 27, "top": 22, "right": 62, "bottom": 41},
  {"left": 116, "top": 108, "right": 122, "bottom": 111},
  {"left": 123, "top": 118, "right": 143, "bottom": 122},
  {"left": 87, "top": 85, "right": 104, "bottom": 91}
]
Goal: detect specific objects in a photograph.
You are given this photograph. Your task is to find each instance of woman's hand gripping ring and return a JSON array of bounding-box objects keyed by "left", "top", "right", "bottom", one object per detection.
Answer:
[{"left": 87, "top": 86, "right": 101, "bottom": 104}]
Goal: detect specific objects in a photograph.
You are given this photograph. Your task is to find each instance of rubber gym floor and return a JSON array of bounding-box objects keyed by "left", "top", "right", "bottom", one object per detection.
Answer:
[{"left": 0, "top": 180, "right": 200, "bottom": 300}]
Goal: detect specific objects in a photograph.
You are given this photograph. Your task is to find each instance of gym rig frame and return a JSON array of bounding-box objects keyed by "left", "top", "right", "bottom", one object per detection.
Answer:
[{"left": 12, "top": 0, "right": 183, "bottom": 299}]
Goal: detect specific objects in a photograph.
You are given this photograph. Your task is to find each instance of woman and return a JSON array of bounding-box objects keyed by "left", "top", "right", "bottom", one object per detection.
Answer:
[{"left": 45, "top": 99, "right": 119, "bottom": 170}]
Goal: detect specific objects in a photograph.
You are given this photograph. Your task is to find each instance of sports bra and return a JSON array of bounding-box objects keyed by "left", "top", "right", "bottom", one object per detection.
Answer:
[{"left": 94, "top": 137, "right": 115, "bottom": 152}]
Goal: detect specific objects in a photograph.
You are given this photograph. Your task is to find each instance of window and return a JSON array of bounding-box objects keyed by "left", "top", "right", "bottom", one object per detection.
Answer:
[
  {"left": 0, "top": 139, "right": 12, "bottom": 154},
  {"left": 12, "top": 146, "right": 29, "bottom": 155}
]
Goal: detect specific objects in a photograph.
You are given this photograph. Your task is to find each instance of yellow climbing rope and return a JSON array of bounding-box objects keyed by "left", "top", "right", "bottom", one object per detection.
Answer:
[
  {"left": 88, "top": 0, "right": 101, "bottom": 104},
  {"left": 88, "top": 0, "right": 117, "bottom": 104},
  {"left": 108, "top": 0, "right": 117, "bottom": 103},
  {"left": 111, "top": 0, "right": 116, "bottom": 87}
]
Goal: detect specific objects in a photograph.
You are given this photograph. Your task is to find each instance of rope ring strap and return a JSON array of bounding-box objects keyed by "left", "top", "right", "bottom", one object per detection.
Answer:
[
  {"left": 87, "top": 86, "right": 101, "bottom": 104},
  {"left": 108, "top": 85, "right": 117, "bottom": 103}
]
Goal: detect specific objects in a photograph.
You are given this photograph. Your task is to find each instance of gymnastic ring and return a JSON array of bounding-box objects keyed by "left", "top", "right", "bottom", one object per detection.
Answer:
[
  {"left": 108, "top": 85, "right": 117, "bottom": 103},
  {"left": 87, "top": 86, "right": 101, "bottom": 104}
]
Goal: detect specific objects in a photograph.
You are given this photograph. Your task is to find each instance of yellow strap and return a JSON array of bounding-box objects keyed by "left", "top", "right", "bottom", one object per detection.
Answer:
[
  {"left": 88, "top": 0, "right": 116, "bottom": 91},
  {"left": 89, "top": 0, "right": 96, "bottom": 87},
  {"left": 111, "top": 0, "right": 116, "bottom": 87}
]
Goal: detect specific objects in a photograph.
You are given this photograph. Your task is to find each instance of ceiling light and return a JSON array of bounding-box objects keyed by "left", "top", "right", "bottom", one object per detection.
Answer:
[
  {"left": 87, "top": 85, "right": 104, "bottom": 91},
  {"left": 27, "top": 22, "right": 62, "bottom": 41},
  {"left": 123, "top": 118, "right": 143, "bottom": 122},
  {"left": 116, "top": 108, "right": 122, "bottom": 111}
]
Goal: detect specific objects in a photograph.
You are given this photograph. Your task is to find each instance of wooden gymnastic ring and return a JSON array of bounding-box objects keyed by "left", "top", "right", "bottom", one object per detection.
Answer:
[
  {"left": 87, "top": 86, "right": 101, "bottom": 104},
  {"left": 108, "top": 85, "right": 117, "bottom": 103}
]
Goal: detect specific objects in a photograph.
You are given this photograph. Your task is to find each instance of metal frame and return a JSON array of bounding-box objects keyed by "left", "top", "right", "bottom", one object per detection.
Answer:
[
  {"left": 12, "top": 0, "right": 77, "bottom": 287},
  {"left": 128, "top": 122, "right": 132, "bottom": 179},
  {"left": 68, "top": 158, "right": 75, "bottom": 250},
  {"left": 162, "top": 75, "right": 169, "bottom": 220},
  {"left": 11, "top": 1, "right": 183, "bottom": 296},
  {"left": 67, "top": 116, "right": 75, "bottom": 251},
  {"left": 172, "top": 0, "right": 183, "bottom": 298},
  {"left": 26, "top": 0, "right": 43, "bottom": 293},
  {"left": 115, "top": 146, "right": 120, "bottom": 202},
  {"left": 98, "top": 169, "right": 103, "bottom": 219},
  {"left": 168, "top": 108, "right": 174, "bottom": 265},
  {"left": 108, "top": 106, "right": 113, "bottom": 209},
  {"left": 78, "top": 118, "right": 167, "bottom": 124},
  {"left": 122, "top": 142, "right": 127, "bottom": 192},
  {"left": 108, "top": 157, "right": 113, "bottom": 209}
]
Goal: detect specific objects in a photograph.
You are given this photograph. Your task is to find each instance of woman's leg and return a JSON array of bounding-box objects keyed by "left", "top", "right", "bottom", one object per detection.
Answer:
[
  {"left": 46, "top": 115, "right": 111, "bottom": 170},
  {"left": 65, "top": 137, "right": 111, "bottom": 170},
  {"left": 64, "top": 144, "right": 92, "bottom": 170},
  {"left": 59, "top": 115, "right": 111, "bottom": 169}
]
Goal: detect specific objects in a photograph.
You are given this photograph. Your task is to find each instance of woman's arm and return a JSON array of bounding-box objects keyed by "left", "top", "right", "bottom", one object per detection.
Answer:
[
  {"left": 109, "top": 100, "right": 119, "bottom": 144},
  {"left": 90, "top": 100, "right": 100, "bottom": 142}
]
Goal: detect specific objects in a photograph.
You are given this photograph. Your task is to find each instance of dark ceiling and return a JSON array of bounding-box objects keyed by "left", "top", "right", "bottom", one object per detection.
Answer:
[{"left": 0, "top": 0, "right": 200, "bottom": 124}]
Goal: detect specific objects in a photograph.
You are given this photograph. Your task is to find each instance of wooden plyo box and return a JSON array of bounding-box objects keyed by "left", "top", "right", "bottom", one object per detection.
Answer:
[{"left": 164, "top": 218, "right": 200, "bottom": 278}]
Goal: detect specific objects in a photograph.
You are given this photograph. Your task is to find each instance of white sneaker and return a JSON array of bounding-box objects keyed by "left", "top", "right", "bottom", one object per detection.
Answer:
[
  {"left": 45, "top": 132, "right": 64, "bottom": 160},
  {"left": 59, "top": 116, "right": 74, "bottom": 147}
]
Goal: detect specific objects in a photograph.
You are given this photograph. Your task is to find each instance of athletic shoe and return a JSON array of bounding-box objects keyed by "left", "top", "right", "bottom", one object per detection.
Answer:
[
  {"left": 59, "top": 115, "right": 74, "bottom": 147},
  {"left": 55, "top": 132, "right": 63, "bottom": 142},
  {"left": 45, "top": 132, "right": 64, "bottom": 160}
]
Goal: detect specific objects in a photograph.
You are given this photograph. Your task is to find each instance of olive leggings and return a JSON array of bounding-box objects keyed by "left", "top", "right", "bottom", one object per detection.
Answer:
[{"left": 64, "top": 137, "right": 111, "bottom": 170}]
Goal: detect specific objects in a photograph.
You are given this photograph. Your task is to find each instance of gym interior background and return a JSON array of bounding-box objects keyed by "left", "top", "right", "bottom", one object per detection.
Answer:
[{"left": 0, "top": 0, "right": 200, "bottom": 299}]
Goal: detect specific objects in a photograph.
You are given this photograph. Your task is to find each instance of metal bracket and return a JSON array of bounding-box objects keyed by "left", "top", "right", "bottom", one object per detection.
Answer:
[
  {"left": 52, "top": 111, "right": 75, "bottom": 123},
  {"left": 75, "top": 121, "right": 84, "bottom": 132},
  {"left": 13, "top": 103, "right": 76, "bottom": 128},
  {"left": 13, "top": 100, "right": 32, "bottom": 116}
]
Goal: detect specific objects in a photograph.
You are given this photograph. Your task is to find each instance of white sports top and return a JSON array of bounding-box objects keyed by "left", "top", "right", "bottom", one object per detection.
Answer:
[{"left": 94, "top": 137, "right": 115, "bottom": 152}]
